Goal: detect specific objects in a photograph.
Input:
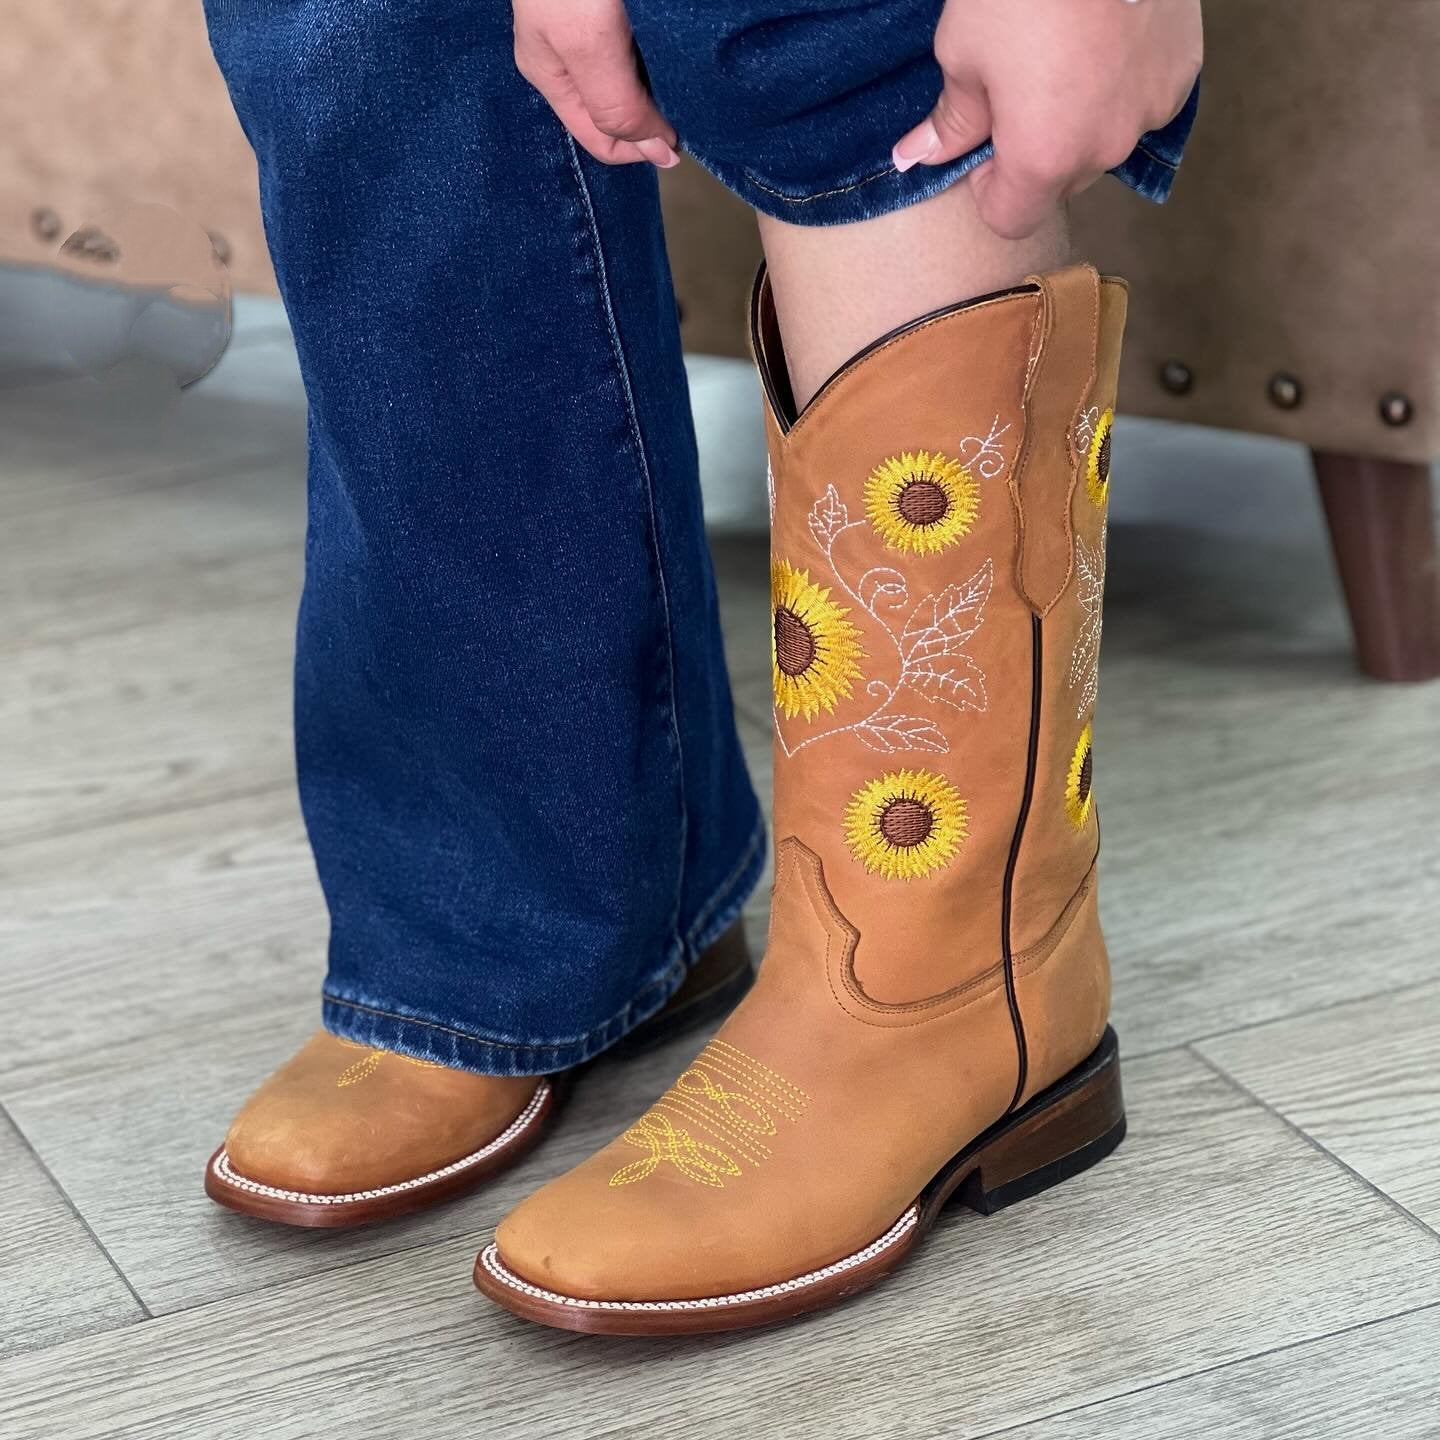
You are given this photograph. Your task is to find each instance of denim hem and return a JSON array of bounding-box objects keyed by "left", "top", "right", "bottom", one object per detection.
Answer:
[
  {"left": 319, "top": 813, "right": 767, "bottom": 1077},
  {"left": 685, "top": 139, "right": 1187, "bottom": 224},
  {"left": 680, "top": 72, "right": 1197, "bottom": 225},
  {"left": 1108, "top": 147, "right": 1180, "bottom": 204},
  {"left": 682, "top": 142, "right": 994, "bottom": 228}
]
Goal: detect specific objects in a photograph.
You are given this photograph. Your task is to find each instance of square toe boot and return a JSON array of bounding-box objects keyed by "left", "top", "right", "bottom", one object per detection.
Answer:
[
  {"left": 476, "top": 265, "right": 1127, "bottom": 1333},
  {"left": 204, "top": 923, "right": 751, "bottom": 1227}
]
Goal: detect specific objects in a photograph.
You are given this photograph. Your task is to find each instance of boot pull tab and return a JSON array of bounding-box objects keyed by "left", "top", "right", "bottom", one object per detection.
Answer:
[{"left": 1009, "top": 263, "right": 1101, "bottom": 617}]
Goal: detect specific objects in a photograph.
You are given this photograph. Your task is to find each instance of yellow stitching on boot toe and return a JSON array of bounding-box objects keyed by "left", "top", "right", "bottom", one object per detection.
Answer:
[
  {"left": 608, "top": 1042, "right": 808, "bottom": 1189},
  {"left": 658, "top": 1091, "right": 774, "bottom": 1155},
  {"left": 609, "top": 1115, "right": 741, "bottom": 1189},
  {"left": 334, "top": 1037, "right": 448, "bottom": 1086},
  {"left": 654, "top": 1100, "right": 770, "bottom": 1167},
  {"left": 707, "top": 1040, "right": 810, "bottom": 1104},
  {"left": 697, "top": 1055, "right": 804, "bottom": 1122},
  {"left": 336, "top": 1051, "right": 383, "bottom": 1087},
  {"left": 676, "top": 1067, "right": 778, "bottom": 1134}
]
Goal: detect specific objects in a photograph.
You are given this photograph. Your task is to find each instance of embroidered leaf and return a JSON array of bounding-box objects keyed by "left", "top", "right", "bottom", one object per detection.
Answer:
[
  {"left": 907, "top": 655, "right": 989, "bottom": 713},
  {"left": 902, "top": 559, "right": 994, "bottom": 664},
  {"left": 807, "top": 485, "right": 850, "bottom": 552},
  {"left": 858, "top": 566, "right": 908, "bottom": 616},
  {"left": 853, "top": 714, "right": 948, "bottom": 754}
]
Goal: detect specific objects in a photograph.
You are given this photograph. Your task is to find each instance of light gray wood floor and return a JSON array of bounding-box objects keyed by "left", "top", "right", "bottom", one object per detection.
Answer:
[{"left": 2, "top": 308, "right": 1438, "bottom": 1439}]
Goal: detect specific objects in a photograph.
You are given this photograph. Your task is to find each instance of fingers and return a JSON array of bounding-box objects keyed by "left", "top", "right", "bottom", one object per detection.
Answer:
[
  {"left": 892, "top": 71, "right": 992, "bottom": 172},
  {"left": 565, "top": 38, "right": 677, "bottom": 161},
  {"left": 970, "top": 114, "right": 1138, "bottom": 239},
  {"left": 513, "top": 4, "right": 678, "bottom": 167},
  {"left": 967, "top": 152, "right": 1068, "bottom": 240}
]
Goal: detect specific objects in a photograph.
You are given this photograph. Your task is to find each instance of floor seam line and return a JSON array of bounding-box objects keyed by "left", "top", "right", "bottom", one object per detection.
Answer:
[
  {"left": 966, "top": 1298, "right": 1440, "bottom": 1439},
  {"left": 1187, "top": 1045, "right": 1440, "bottom": 1245},
  {"left": 1171, "top": 974, "right": 1440, "bottom": 1053},
  {"left": 0, "top": 1102, "right": 153, "bottom": 1323}
]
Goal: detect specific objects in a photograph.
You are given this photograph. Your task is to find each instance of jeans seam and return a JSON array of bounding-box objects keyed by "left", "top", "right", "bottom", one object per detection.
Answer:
[
  {"left": 735, "top": 157, "right": 897, "bottom": 205},
  {"left": 1132, "top": 141, "right": 1180, "bottom": 172},
  {"left": 563, "top": 135, "right": 689, "bottom": 955}
]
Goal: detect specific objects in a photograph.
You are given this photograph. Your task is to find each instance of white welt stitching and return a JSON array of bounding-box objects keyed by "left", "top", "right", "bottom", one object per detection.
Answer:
[
  {"left": 479, "top": 1204, "right": 919, "bottom": 1312},
  {"left": 212, "top": 1080, "right": 551, "bottom": 1205}
]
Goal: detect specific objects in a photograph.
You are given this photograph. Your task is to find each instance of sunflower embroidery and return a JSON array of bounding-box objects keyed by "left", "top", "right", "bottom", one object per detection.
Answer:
[
  {"left": 844, "top": 768, "right": 968, "bottom": 880},
  {"left": 1065, "top": 722, "right": 1095, "bottom": 829},
  {"left": 771, "top": 560, "right": 866, "bottom": 721},
  {"left": 1085, "top": 409, "right": 1113, "bottom": 508},
  {"left": 865, "top": 451, "right": 979, "bottom": 555}
]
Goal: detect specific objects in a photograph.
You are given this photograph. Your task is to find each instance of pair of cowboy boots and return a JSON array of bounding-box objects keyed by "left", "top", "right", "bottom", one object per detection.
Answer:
[{"left": 211, "top": 261, "right": 1126, "bottom": 1336}]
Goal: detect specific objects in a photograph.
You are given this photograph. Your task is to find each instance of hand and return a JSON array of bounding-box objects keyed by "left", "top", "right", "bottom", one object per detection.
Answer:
[
  {"left": 892, "top": 0, "right": 1202, "bottom": 238},
  {"left": 512, "top": 0, "right": 679, "bottom": 167}
]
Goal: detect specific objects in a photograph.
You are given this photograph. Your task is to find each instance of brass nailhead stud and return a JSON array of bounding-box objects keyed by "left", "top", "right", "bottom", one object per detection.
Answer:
[
  {"left": 31, "top": 207, "right": 61, "bottom": 242},
  {"left": 1379, "top": 392, "right": 1414, "bottom": 428},
  {"left": 1159, "top": 359, "right": 1193, "bottom": 396},
  {"left": 1268, "top": 372, "right": 1303, "bottom": 410}
]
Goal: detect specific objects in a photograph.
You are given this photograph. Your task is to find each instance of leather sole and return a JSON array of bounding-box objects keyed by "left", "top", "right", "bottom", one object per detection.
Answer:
[
  {"left": 473, "top": 1026, "right": 1125, "bottom": 1335},
  {"left": 204, "top": 927, "right": 754, "bottom": 1229}
]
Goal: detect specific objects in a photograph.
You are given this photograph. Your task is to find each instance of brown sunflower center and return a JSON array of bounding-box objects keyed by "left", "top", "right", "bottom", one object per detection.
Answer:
[
  {"left": 879, "top": 797, "right": 934, "bottom": 849},
  {"left": 774, "top": 606, "right": 817, "bottom": 677},
  {"left": 1096, "top": 430, "right": 1111, "bottom": 488},
  {"left": 1077, "top": 746, "right": 1093, "bottom": 804},
  {"left": 896, "top": 478, "right": 949, "bottom": 527}
]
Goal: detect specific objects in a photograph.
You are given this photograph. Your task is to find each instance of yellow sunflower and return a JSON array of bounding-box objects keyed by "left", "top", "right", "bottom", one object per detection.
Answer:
[
  {"left": 1085, "top": 409, "right": 1114, "bottom": 508},
  {"left": 1065, "top": 722, "right": 1095, "bottom": 829},
  {"left": 771, "top": 560, "right": 865, "bottom": 721},
  {"left": 844, "top": 768, "right": 967, "bottom": 880},
  {"left": 865, "top": 450, "right": 979, "bottom": 554}
]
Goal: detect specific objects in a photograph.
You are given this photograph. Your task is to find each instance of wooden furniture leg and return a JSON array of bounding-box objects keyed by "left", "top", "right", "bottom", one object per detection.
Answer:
[{"left": 1313, "top": 451, "right": 1440, "bottom": 682}]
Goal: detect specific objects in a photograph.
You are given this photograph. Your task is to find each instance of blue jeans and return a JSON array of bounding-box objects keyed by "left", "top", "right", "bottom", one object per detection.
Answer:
[{"left": 202, "top": 0, "right": 1194, "bottom": 1075}]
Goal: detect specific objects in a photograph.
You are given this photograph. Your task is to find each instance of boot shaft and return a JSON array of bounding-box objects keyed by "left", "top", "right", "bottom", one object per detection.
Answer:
[{"left": 753, "top": 265, "right": 1125, "bottom": 1010}]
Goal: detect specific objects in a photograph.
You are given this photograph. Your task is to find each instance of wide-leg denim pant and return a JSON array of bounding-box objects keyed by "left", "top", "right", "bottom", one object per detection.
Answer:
[{"left": 202, "top": 0, "right": 1195, "bottom": 1076}]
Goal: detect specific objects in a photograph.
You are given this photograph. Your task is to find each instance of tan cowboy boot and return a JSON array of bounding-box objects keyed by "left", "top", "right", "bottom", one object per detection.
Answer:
[
  {"left": 474, "top": 263, "right": 1126, "bottom": 1333},
  {"left": 204, "top": 923, "right": 750, "bottom": 1226}
]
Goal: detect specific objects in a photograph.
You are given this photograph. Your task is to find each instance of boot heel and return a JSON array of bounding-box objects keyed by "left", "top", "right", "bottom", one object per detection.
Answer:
[{"left": 943, "top": 1027, "right": 1126, "bottom": 1217}]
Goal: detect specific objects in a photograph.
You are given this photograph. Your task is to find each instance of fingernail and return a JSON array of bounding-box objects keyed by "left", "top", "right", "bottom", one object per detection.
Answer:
[
  {"left": 892, "top": 119, "right": 940, "bottom": 173},
  {"left": 637, "top": 137, "right": 681, "bottom": 169}
]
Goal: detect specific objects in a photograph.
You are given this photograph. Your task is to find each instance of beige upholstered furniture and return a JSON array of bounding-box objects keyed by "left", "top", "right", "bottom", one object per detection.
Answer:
[
  {"left": 1070, "top": 0, "right": 1439, "bottom": 682},
  {"left": 0, "top": 0, "right": 272, "bottom": 294},
  {"left": 7, "top": 0, "right": 1435, "bottom": 677}
]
